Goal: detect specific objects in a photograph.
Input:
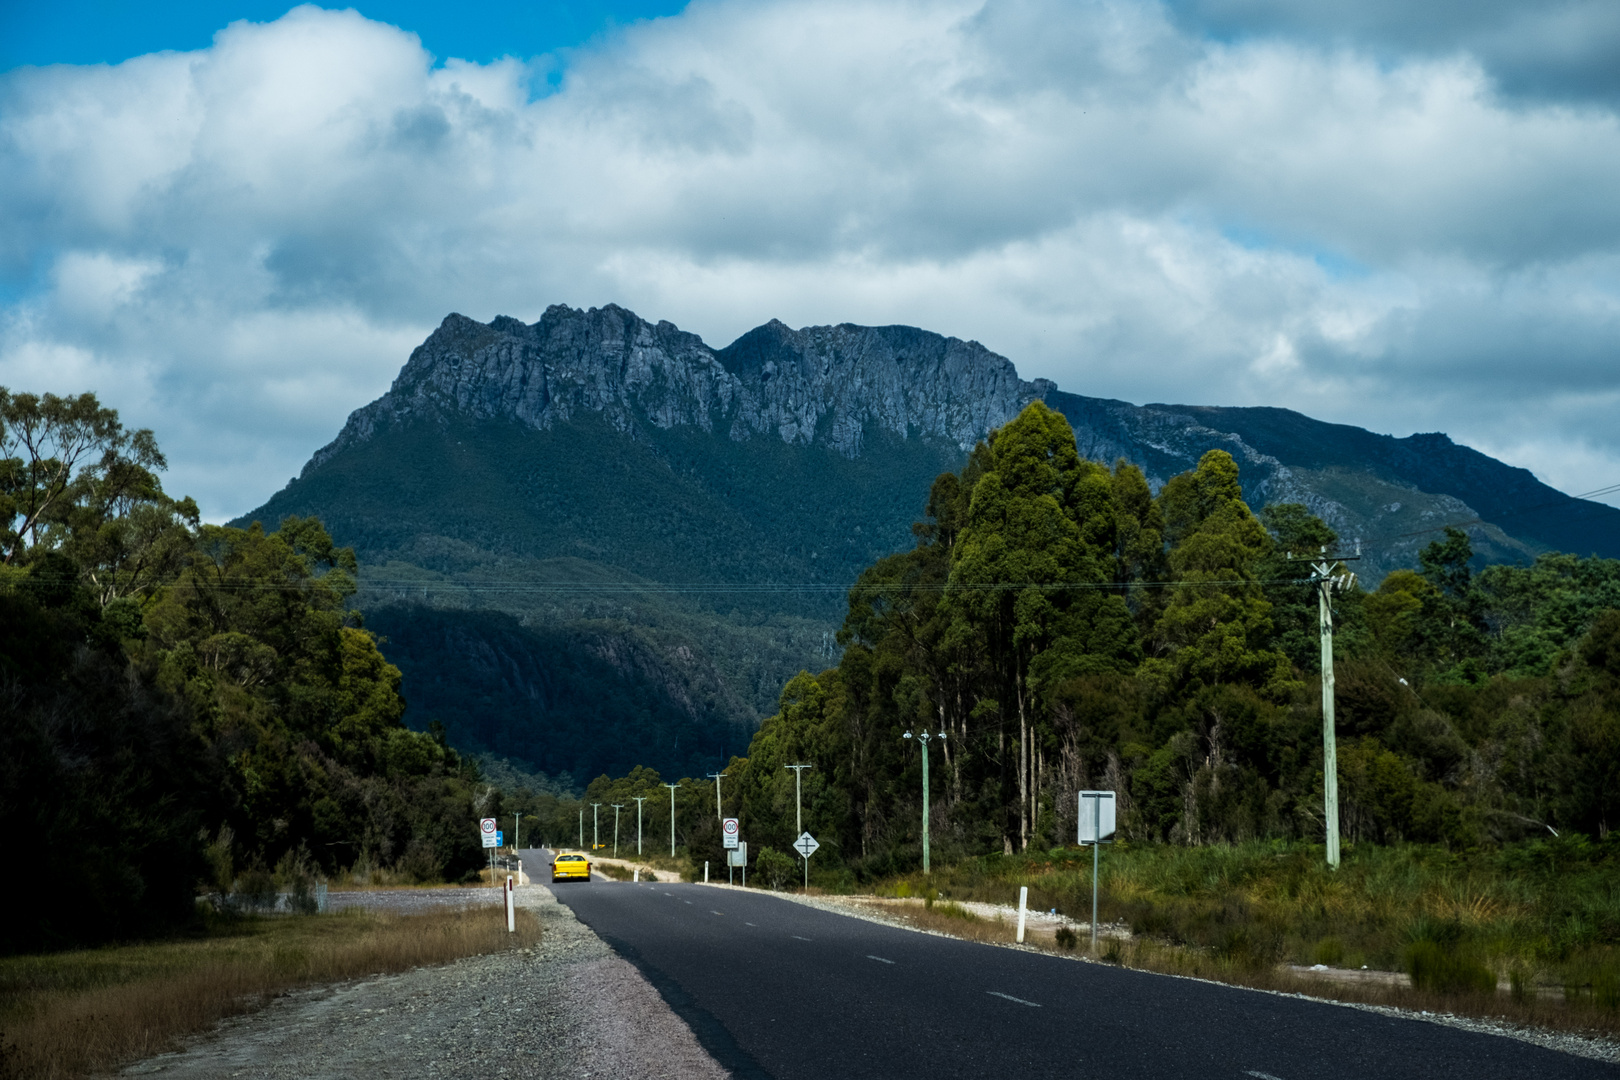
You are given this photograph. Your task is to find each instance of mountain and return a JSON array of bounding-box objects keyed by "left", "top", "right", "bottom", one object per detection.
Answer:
[{"left": 239, "top": 303, "right": 1620, "bottom": 787}]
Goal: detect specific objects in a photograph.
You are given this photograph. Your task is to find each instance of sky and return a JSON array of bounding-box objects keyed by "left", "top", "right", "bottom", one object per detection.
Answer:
[{"left": 2, "top": 0, "right": 1619, "bottom": 522}]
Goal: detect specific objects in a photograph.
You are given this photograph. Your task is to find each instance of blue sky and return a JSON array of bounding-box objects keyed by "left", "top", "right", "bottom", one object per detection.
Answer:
[
  {"left": 2, "top": 0, "right": 1618, "bottom": 521},
  {"left": 0, "top": 2, "right": 688, "bottom": 70}
]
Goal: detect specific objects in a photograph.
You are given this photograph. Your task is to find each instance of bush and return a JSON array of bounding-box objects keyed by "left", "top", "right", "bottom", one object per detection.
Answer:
[
  {"left": 1406, "top": 940, "right": 1495, "bottom": 995},
  {"left": 1055, "top": 926, "right": 1078, "bottom": 950},
  {"left": 755, "top": 847, "right": 798, "bottom": 890},
  {"left": 1313, "top": 937, "right": 1345, "bottom": 966}
]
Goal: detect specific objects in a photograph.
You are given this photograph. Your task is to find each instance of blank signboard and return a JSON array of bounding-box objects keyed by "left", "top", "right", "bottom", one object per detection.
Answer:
[{"left": 1077, "top": 790, "right": 1116, "bottom": 844}]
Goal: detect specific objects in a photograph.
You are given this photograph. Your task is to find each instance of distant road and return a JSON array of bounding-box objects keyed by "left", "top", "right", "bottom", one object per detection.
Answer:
[{"left": 526, "top": 850, "right": 1610, "bottom": 1080}]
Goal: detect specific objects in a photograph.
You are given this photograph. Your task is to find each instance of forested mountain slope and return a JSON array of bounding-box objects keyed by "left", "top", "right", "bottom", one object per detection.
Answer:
[{"left": 240, "top": 304, "right": 1620, "bottom": 787}]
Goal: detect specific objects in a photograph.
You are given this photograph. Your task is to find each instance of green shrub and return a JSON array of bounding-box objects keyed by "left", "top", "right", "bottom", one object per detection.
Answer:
[
  {"left": 1312, "top": 937, "right": 1345, "bottom": 966},
  {"left": 1406, "top": 940, "right": 1495, "bottom": 995},
  {"left": 1055, "top": 926, "right": 1078, "bottom": 950},
  {"left": 754, "top": 847, "right": 798, "bottom": 891}
]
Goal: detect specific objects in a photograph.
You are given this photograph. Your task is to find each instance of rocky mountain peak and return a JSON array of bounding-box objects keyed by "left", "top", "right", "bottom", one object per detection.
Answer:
[{"left": 305, "top": 305, "right": 1043, "bottom": 473}]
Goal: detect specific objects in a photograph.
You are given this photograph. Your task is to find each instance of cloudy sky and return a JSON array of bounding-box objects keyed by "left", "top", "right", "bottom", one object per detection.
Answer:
[{"left": 3, "top": 0, "right": 1619, "bottom": 521}]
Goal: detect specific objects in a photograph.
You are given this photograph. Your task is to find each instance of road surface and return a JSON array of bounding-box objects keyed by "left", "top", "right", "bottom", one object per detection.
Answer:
[{"left": 528, "top": 849, "right": 1612, "bottom": 1080}]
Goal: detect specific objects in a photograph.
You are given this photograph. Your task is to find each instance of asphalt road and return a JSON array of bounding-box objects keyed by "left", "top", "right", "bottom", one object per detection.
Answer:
[{"left": 527, "top": 848, "right": 1613, "bottom": 1080}]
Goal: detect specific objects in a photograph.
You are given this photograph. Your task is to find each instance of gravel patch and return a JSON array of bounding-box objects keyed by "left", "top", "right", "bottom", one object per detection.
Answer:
[{"left": 121, "top": 884, "right": 728, "bottom": 1080}]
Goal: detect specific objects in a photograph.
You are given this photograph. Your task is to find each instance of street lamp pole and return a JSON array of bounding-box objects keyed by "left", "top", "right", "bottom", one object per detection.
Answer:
[
  {"left": 591, "top": 803, "right": 601, "bottom": 851},
  {"left": 611, "top": 804, "right": 624, "bottom": 858},
  {"left": 902, "top": 729, "right": 946, "bottom": 874},
  {"left": 663, "top": 783, "right": 681, "bottom": 857},
  {"left": 633, "top": 796, "right": 648, "bottom": 856},
  {"left": 578, "top": 807, "right": 583, "bottom": 849}
]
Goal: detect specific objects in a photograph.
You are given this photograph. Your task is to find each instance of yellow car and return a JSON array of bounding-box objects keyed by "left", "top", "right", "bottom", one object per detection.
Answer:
[{"left": 551, "top": 852, "right": 591, "bottom": 882}]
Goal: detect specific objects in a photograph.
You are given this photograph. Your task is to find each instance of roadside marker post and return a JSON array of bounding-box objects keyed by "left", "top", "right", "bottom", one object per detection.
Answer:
[
  {"left": 1017, "top": 886, "right": 1028, "bottom": 944},
  {"left": 505, "top": 875, "right": 515, "bottom": 933},
  {"left": 1078, "top": 791, "right": 1117, "bottom": 953}
]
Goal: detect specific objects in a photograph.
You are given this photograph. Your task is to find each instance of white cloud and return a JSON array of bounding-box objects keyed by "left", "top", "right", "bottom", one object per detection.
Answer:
[{"left": 2, "top": 0, "right": 1619, "bottom": 519}]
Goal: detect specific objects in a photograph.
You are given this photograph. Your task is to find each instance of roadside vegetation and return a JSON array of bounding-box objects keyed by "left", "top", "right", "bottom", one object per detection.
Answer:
[{"left": 0, "top": 906, "right": 538, "bottom": 1080}]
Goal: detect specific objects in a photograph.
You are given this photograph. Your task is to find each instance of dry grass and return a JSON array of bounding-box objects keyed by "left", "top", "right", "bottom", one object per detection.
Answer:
[{"left": 0, "top": 905, "right": 540, "bottom": 1080}]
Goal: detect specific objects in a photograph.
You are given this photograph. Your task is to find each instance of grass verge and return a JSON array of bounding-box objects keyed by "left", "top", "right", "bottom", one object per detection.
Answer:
[
  {"left": 865, "top": 837, "right": 1620, "bottom": 1037},
  {"left": 0, "top": 905, "right": 540, "bottom": 1080}
]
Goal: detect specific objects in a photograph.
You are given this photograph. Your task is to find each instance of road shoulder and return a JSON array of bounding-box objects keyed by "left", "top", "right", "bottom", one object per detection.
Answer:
[{"left": 121, "top": 883, "right": 729, "bottom": 1080}]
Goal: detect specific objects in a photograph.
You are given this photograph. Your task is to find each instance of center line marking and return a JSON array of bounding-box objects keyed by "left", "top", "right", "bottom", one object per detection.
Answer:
[
  {"left": 867, "top": 955, "right": 894, "bottom": 964},
  {"left": 1246, "top": 1073, "right": 1285, "bottom": 1080},
  {"left": 745, "top": 922, "right": 757, "bottom": 926},
  {"left": 987, "top": 991, "right": 1040, "bottom": 1007},
  {"left": 711, "top": 911, "right": 724, "bottom": 915},
  {"left": 792, "top": 935, "right": 812, "bottom": 941}
]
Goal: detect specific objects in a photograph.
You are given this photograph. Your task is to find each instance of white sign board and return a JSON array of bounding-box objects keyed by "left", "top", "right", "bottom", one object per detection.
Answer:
[
  {"left": 1077, "top": 791, "right": 1116, "bottom": 845},
  {"left": 793, "top": 832, "right": 819, "bottom": 859},
  {"left": 727, "top": 841, "right": 748, "bottom": 867},
  {"left": 722, "top": 817, "right": 740, "bottom": 849},
  {"left": 480, "top": 817, "right": 498, "bottom": 849}
]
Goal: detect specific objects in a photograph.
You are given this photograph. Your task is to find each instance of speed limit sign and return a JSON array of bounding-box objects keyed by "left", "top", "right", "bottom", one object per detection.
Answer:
[
  {"left": 722, "top": 817, "right": 739, "bottom": 849},
  {"left": 480, "top": 817, "right": 498, "bottom": 849}
]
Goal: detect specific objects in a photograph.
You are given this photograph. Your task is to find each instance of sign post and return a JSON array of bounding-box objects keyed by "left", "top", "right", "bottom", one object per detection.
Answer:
[
  {"left": 1077, "top": 791, "right": 1116, "bottom": 953},
  {"left": 480, "top": 817, "right": 498, "bottom": 891},
  {"left": 727, "top": 841, "right": 748, "bottom": 887},
  {"left": 793, "top": 831, "right": 819, "bottom": 892},
  {"left": 722, "top": 818, "right": 739, "bottom": 884}
]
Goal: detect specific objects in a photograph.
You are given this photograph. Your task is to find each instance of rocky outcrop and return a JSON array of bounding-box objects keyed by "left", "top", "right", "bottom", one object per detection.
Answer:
[{"left": 307, "top": 305, "right": 1042, "bottom": 473}]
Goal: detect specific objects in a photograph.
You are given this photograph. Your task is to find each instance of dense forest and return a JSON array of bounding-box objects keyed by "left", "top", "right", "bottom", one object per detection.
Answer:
[
  {"left": 530, "top": 402, "right": 1620, "bottom": 884},
  {"left": 0, "top": 390, "right": 495, "bottom": 952}
]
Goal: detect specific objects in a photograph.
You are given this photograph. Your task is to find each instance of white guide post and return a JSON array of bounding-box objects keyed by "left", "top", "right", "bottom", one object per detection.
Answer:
[{"left": 1017, "top": 886, "right": 1028, "bottom": 944}]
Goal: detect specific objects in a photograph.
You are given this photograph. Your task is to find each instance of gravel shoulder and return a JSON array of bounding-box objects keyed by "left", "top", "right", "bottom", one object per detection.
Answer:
[{"left": 121, "top": 883, "right": 728, "bottom": 1080}]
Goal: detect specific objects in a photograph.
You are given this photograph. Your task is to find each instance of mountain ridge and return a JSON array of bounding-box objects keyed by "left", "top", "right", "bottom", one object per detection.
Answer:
[{"left": 239, "top": 303, "right": 1620, "bottom": 786}]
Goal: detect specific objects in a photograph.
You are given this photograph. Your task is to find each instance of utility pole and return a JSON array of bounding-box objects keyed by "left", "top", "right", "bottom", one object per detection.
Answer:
[
  {"left": 591, "top": 803, "right": 601, "bottom": 851},
  {"left": 784, "top": 764, "right": 812, "bottom": 833},
  {"left": 707, "top": 771, "right": 728, "bottom": 823},
  {"left": 1291, "top": 545, "right": 1359, "bottom": 870},
  {"left": 663, "top": 783, "right": 681, "bottom": 857},
  {"left": 611, "top": 804, "right": 624, "bottom": 858},
  {"left": 578, "top": 807, "right": 584, "bottom": 849},
  {"left": 514, "top": 812, "right": 521, "bottom": 853},
  {"left": 633, "top": 796, "right": 648, "bottom": 856},
  {"left": 901, "top": 729, "right": 946, "bottom": 873}
]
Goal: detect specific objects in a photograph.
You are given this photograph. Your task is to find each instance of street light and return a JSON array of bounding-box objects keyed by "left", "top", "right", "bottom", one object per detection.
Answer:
[
  {"left": 611, "top": 804, "right": 624, "bottom": 858},
  {"left": 901, "top": 729, "right": 946, "bottom": 874},
  {"left": 633, "top": 796, "right": 648, "bottom": 856},
  {"left": 663, "top": 783, "right": 681, "bottom": 858}
]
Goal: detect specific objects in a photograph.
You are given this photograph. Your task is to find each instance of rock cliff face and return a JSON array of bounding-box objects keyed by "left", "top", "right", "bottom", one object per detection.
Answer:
[{"left": 309, "top": 305, "right": 1045, "bottom": 473}]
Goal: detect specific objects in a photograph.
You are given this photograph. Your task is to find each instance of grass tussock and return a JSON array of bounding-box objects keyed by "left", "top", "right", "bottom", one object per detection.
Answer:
[
  {"left": 0, "top": 905, "right": 539, "bottom": 1080},
  {"left": 870, "top": 837, "right": 1620, "bottom": 1035}
]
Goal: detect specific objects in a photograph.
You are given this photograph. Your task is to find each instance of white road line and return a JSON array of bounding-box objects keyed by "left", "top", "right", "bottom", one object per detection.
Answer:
[
  {"left": 745, "top": 922, "right": 757, "bottom": 926},
  {"left": 986, "top": 991, "right": 1040, "bottom": 1008},
  {"left": 711, "top": 910, "right": 725, "bottom": 915},
  {"left": 684, "top": 901, "right": 693, "bottom": 905},
  {"left": 1246, "top": 1072, "right": 1285, "bottom": 1080},
  {"left": 867, "top": 955, "right": 894, "bottom": 964},
  {"left": 792, "top": 935, "right": 812, "bottom": 941}
]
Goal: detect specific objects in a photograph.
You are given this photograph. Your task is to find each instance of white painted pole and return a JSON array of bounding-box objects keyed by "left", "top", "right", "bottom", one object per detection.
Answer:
[
  {"left": 1017, "top": 885, "right": 1028, "bottom": 944},
  {"left": 704, "top": 860, "right": 709, "bottom": 883},
  {"left": 505, "top": 876, "right": 515, "bottom": 933},
  {"left": 1091, "top": 796, "right": 1101, "bottom": 953}
]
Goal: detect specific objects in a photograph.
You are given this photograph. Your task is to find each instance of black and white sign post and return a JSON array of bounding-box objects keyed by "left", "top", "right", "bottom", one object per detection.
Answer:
[
  {"left": 793, "top": 832, "right": 819, "bottom": 892},
  {"left": 1077, "top": 791, "right": 1116, "bottom": 953},
  {"left": 722, "top": 817, "right": 740, "bottom": 885}
]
